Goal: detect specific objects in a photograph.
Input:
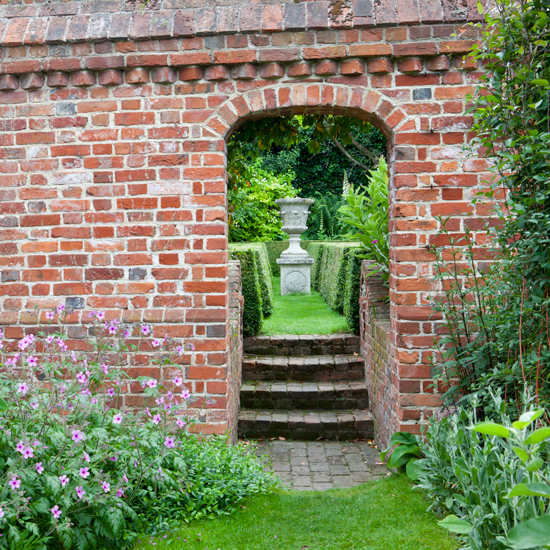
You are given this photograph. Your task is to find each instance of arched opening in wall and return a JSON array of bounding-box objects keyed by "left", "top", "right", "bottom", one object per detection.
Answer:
[{"left": 223, "top": 107, "right": 391, "bottom": 442}]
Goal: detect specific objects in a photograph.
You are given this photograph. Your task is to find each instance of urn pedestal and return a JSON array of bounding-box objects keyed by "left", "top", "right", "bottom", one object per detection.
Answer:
[{"left": 275, "top": 198, "right": 315, "bottom": 296}]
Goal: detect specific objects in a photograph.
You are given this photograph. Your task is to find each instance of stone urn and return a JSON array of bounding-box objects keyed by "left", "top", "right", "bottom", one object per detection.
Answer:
[{"left": 275, "top": 198, "right": 315, "bottom": 295}]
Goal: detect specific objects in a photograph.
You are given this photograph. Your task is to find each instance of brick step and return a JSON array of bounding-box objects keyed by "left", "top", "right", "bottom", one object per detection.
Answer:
[
  {"left": 243, "top": 334, "right": 360, "bottom": 357},
  {"left": 240, "top": 381, "right": 368, "bottom": 410},
  {"left": 242, "top": 354, "right": 363, "bottom": 382},
  {"left": 238, "top": 409, "right": 374, "bottom": 441}
]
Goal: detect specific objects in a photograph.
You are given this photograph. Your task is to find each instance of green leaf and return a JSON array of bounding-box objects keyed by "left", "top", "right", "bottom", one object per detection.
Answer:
[
  {"left": 526, "top": 458, "right": 544, "bottom": 472},
  {"left": 512, "top": 409, "right": 544, "bottom": 429},
  {"left": 386, "top": 444, "right": 421, "bottom": 469},
  {"left": 512, "top": 446, "right": 529, "bottom": 463},
  {"left": 525, "top": 427, "right": 550, "bottom": 445},
  {"left": 438, "top": 515, "right": 473, "bottom": 534},
  {"left": 471, "top": 422, "right": 510, "bottom": 438},
  {"left": 476, "top": 1, "right": 484, "bottom": 14},
  {"left": 530, "top": 79, "right": 549, "bottom": 87},
  {"left": 405, "top": 458, "right": 424, "bottom": 481},
  {"left": 507, "top": 483, "right": 550, "bottom": 498},
  {"left": 0, "top": 397, "right": 7, "bottom": 411},
  {"left": 507, "top": 516, "right": 550, "bottom": 549}
]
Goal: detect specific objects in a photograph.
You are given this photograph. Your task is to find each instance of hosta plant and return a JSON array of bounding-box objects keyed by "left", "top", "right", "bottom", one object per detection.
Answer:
[{"left": 0, "top": 308, "right": 276, "bottom": 550}]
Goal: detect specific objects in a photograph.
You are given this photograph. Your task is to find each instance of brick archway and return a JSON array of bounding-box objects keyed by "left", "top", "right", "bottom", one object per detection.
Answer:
[{"left": 0, "top": 0, "right": 489, "bottom": 447}]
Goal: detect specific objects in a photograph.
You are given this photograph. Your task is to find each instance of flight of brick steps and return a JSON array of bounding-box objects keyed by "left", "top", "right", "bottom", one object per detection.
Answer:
[{"left": 238, "top": 335, "right": 374, "bottom": 441}]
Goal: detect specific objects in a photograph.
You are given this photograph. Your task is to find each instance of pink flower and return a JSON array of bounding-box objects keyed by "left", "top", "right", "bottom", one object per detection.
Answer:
[
  {"left": 152, "top": 414, "right": 161, "bottom": 425},
  {"left": 23, "top": 447, "right": 34, "bottom": 459},
  {"left": 107, "top": 388, "right": 115, "bottom": 397},
  {"left": 76, "top": 371, "right": 88, "bottom": 385},
  {"left": 76, "top": 486, "right": 85, "bottom": 499},
  {"left": 51, "top": 505, "right": 62, "bottom": 519},
  {"left": 123, "top": 329, "right": 131, "bottom": 338},
  {"left": 17, "top": 382, "right": 29, "bottom": 395},
  {"left": 108, "top": 324, "right": 117, "bottom": 335},
  {"left": 123, "top": 473, "right": 128, "bottom": 483},
  {"left": 164, "top": 436, "right": 175, "bottom": 449},
  {"left": 16, "top": 441, "right": 25, "bottom": 453},
  {"left": 173, "top": 376, "right": 183, "bottom": 387},
  {"left": 176, "top": 345, "right": 184, "bottom": 356},
  {"left": 71, "top": 351, "right": 77, "bottom": 362},
  {"left": 101, "top": 363, "right": 109, "bottom": 374},
  {"left": 45, "top": 311, "right": 55, "bottom": 320},
  {"left": 9, "top": 477, "right": 20, "bottom": 490},
  {"left": 91, "top": 398, "right": 98, "bottom": 405},
  {"left": 188, "top": 343, "right": 195, "bottom": 351},
  {"left": 56, "top": 304, "right": 65, "bottom": 314},
  {"left": 116, "top": 488, "right": 125, "bottom": 498},
  {"left": 96, "top": 311, "right": 105, "bottom": 320},
  {"left": 36, "top": 462, "right": 44, "bottom": 474},
  {"left": 0, "top": 507, "right": 4, "bottom": 518},
  {"left": 30, "top": 401, "right": 39, "bottom": 410},
  {"left": 83, "top": 452, "right": 90, "bottom": 463},
  {"left": 141, "top": 324, "right": 150, "bottom": 336},
  {"left": 59, "top": 475, "right": 69, "bottom": 487},
  {"left": 146, "top": 379, "right": 157, "bottom": 389},
  {"left": 79, "top": 467, "right": 90, "bottom": 479},
  {"left": 152, "top": 338, "right": 162, "bottom": 347},
  {"left": 26, "top": 356, "right": 37, "bottom": 368},
  {"left": 102, "top": 481, "right": 111, "bottom": 493},
  {"left": 371, "top": 239, "right": 378, "bottom": 244},
  {"left": 71, "top": 429, "right": 86, "bottom": 444},
  {"left": 176, "top": 418, "right": 186, "bottom": 429},
  {"left": 181, "top": 389, "right": 190, "bottom": 400},
  {"left": 46, "top": 335, "right": 54, "bottom": 344},
  {"left": 112, "top": 413, "right": 123, "bottom": 424}
]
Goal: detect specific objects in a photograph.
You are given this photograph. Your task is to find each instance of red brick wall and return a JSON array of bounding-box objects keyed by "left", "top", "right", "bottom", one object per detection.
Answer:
[{"left": 0, "top": 0, "right": 491, "bottom": 439}]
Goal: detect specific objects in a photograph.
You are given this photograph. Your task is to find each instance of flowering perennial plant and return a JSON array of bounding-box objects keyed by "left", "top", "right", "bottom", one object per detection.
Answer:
[{"left": 0, "top": 309, "right": 276, "bottom": 550}]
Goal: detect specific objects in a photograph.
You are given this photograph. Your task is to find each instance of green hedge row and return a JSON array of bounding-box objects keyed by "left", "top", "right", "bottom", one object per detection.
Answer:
[
  {"left": 311, "top": 242, "right": 362, "bottom": 334},
  {"left": 229, "top": 243, "right": 274, "bottom": 336},
  {"left": 263, "top": 240, "right": 326, "bottom": 276}
]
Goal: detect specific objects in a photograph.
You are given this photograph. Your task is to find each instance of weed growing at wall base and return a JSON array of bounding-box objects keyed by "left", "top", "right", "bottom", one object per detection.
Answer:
[{"left": 0, "top": 309, "right": 276, "bottom": 550}]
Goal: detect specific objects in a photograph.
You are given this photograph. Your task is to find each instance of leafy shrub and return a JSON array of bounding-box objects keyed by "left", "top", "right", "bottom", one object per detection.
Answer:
[
  {"left": 430, "top": 0, "right": 550, "bottom": 410},
  {"left": 302, "top": 192, "right": 347, "bottom": 241},
  {"left": 262, "top": 241, "right": 292, "bottom": 276},
  {"left": 338, "top": 157, "right": 389, "bottom": 283},
  {"left": 314, "top": 242, "right": 360, "bottom": 314},
  {"left": 228, "top": 162, "right": 297, "bottom": 243},
  {"left": 414, "top": 394, "right": 550, "bottom": 550},
  {"left": 229, "top": 243, "right": 274, "bottom": 325},
  {"left": 0, "top": 311, "right": 276, "bottom": 549},
  {"left": 343, "top": 249, "right": 366, "bottom": 334}
]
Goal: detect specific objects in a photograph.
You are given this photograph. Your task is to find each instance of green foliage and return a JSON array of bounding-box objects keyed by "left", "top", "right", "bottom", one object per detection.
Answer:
[
  {"left": 343, "top": 250, "right": 364, "bottom": 334},
  {"left": 380, "top": 432, "right": 423, "bottom": 475},
  {"left": 228, "top": 116, "right": 386, "bottom": 198},
  {"left": 229, "top": 243, "right": 274, "bottom": 336},
  {"left": 228, "top": 162, "right": 297, "bottom": 243},
  {"left": 302, "top": 192, "right": 347, "bottom": 241},
  {"left": 338, "top": 157, "right": 390, "bottom": 283},
  {"left": 262, "top": 241, "right": 292, "bottom": 276},
  {"left": 0, "top": 315, "right": 276, "bottom": 550},
  {"left": 314, "top": 242, "right": 360, "bottom": 314},
  {"left": 430, "top": 0, "right": 550, "bottom": 410},
  {"left": 415, "top": 393, "right": 550, "bottom": 550}
]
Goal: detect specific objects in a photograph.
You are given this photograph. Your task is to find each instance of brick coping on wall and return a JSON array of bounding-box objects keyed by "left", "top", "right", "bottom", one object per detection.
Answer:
[{"left": 0, "top": 0, "right": 484, "bottom": 48}]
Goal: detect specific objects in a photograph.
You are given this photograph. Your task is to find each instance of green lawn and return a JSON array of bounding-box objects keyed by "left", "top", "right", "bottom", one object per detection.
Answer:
[
  {"left": 262, "top": 276, "right": 349, "bottom": 335},
  {"left": 135, "top": 476, "right": 457, "bottom": 550}
]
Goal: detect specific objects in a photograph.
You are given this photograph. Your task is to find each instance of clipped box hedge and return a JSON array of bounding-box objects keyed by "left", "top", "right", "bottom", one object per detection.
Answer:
[
  {"left": 263, "top": 240, "right": 325, "bottom": 276},
  {"left": 229, "top": 243, "right": 274, "bottom": 336}
]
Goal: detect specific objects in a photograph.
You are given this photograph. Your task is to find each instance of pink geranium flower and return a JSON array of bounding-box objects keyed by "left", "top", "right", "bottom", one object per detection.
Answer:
[
  {"left": 152, "top": 414, "right": 161, "bottom": 425},
  {"left": 141, "top": 324, "right": 150, "bottom": 336},
  {"left": 146, "top": 379, "right": 157, "bottom": 389},
  {"left": 79, "top": 467, "right": 90, "bottom": 479},
  {"left": 76, "top": 486, "right": 85, "bottom": 499},
  {"left": 59, "top": 475, "right": 69, "bottom": 487},
  {"left": 9, "top": 477, "right": 20, "bottom": 490},
  {"left": 173, "top": 376, "right": 183, "bottom": 387},
  {"left": 26, "top": 356, "right": 38, "bottom": 368},
  {"left": 36, "top": 462, "right": 44, "bottom": 474},
  {"left": 16, "top": 441, "right": 25, "bottom": 453},
  {"left": 45, "top": 311, "right": 55, "bottom": 320},
  {"left": 51, "top": 505, "right": 62, "bottom": 519},
  {"left": 96, "top": 311, "right": 105, "bottom": 320},
  {"left": 164, "top": 436, "right": 175, "bottom": 449},
  {"left": 102, "top": 481, "right": 110, "bottom": 493},
  {"left": 181, "top": 389, "right": 190, "bottom": 400},
  {"left": 23, "top": 447, "right": 34, "bottom": 460},
  {"left": 113, "top": 413, "right": 123, "bottom": 424},
  {"left": 17, "top": 382, "right": 29, "bottom": 395},
  {"left": 72, "top": 429, "right": 86, "bottom": 443}
]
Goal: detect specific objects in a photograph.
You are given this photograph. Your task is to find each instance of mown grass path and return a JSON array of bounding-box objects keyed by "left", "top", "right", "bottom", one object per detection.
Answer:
[
  {"left": 136, "top": 476, "right": 457, "bottom": 550},
  {"left": 262, "top": 276, "right": 349, "bottom": 335}
]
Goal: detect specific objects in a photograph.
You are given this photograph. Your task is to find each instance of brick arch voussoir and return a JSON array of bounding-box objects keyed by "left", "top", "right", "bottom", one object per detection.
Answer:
[{"left": 206, "top": 83, "right": 411, "bottom": 145}]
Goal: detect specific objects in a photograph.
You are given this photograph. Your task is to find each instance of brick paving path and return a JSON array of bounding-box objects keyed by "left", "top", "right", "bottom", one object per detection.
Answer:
[{"left": 250, "top": 440, "right": 389, "bottom": 490}]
